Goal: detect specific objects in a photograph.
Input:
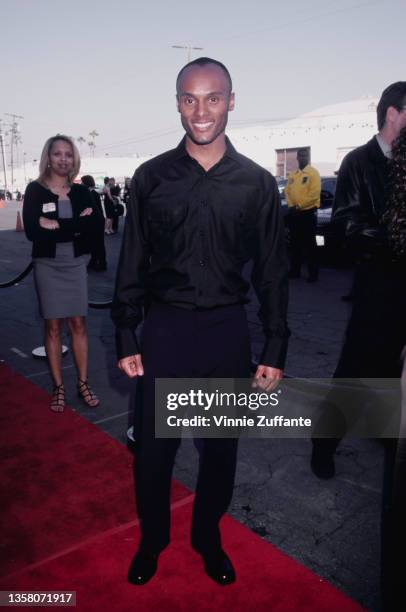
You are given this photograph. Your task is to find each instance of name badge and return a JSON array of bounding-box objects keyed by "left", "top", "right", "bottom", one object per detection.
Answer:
[{"left": 42, "top": 202, "right": 56, "bottom": 213}]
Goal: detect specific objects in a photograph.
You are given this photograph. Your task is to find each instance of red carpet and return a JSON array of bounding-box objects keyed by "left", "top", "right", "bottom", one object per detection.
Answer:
[{"left": 0, "top": 363, "right": 362, "bottom": 610}]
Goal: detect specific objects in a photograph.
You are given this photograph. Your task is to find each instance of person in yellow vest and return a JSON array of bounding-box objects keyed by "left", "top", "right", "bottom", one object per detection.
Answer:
[{"left": 285, "top": 148, "right": 321, "bottom": 282}]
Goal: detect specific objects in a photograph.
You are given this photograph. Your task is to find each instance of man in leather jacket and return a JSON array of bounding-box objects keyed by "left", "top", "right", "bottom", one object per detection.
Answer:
[
  {"left": 332, "top": 86, "right": 406, "bottom": 378},
  {"left": 312, "top": 81, "right": 406, "bottom": 609},
  {"left": 312, "top": 81, "right": 406, "bottom": 473}
]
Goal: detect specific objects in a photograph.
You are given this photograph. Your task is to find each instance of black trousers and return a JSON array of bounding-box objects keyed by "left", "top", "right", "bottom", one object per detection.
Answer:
[
  {"left": 310, "top": 260, "right": 406, "bottom": 606},
  {"left": 89, "top": 215, "right": 106, "bottom": 266},
  {"left": 288, "top": 208, "right": 318, "bottom": 279},
  {"left": 313, "top": 260, "right": 406, "bottom": 451},
  {"left": 133, "top": 302, "right": 251, "bottom": 555}
]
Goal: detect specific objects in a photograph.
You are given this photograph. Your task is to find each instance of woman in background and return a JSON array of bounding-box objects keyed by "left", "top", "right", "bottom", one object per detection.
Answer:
[{"left": 23, "top": 135, "right": 100, "bottom": 412}]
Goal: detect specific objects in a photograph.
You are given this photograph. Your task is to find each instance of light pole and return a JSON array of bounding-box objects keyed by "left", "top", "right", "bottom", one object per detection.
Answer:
[
  {"left": 0, "top": 120, "right": 8, "bottom": 197},
  {"left": 5, "top": 113, "right": 24, "bottom": 193},
  {"left": 171, "top": 44, "right": 204, "bottom": 62},
  {"left": 23, "top": 151, "right": 27, "bottom": 185}
]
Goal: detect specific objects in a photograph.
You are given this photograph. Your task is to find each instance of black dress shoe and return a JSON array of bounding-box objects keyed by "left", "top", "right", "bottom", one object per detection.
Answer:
[
  {"left": 202, "top": 550, "right": 236, "bottom": 585},
  {"left": 127, "top": 549, "right": 158, "bottom": 585},
  {"left": 311, "top": 445, "right": 335, "bottom": 479}
]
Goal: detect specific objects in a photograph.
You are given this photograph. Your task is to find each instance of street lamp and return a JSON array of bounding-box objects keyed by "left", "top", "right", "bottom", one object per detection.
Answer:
[{"left": 171, "top": 44, "right": 204, "bottom": 62}]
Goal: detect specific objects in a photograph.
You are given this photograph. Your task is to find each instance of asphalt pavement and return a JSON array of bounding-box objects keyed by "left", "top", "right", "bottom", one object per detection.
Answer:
[{"left": 0, "top": 202, "right": 382, "bottom": 610}]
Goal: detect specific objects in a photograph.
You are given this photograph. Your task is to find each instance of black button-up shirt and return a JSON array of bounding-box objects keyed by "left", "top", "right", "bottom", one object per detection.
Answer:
[{"left": 111, "top": 137, "right": 289, "bottom": 368}]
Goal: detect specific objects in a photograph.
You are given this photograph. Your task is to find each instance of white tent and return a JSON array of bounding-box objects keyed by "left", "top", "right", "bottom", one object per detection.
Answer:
[{"left": 228, "top": 96, "right": 378, "bottom": 175}]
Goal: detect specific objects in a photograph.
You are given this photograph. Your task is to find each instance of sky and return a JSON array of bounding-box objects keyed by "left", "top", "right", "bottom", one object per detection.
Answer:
[{"left": 1, "top": 0, "right": 405, "bottom": 163}]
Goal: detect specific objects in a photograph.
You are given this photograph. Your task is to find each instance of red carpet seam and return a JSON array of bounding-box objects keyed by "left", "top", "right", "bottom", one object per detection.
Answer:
[{"left": 3, "top": 493, "right": 195, "bottom": 581}]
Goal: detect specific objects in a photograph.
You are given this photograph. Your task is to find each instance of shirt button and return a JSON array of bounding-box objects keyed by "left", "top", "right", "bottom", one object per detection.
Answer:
[
  {"left": 199, "top": 260, "right": 205, "bottom": 266},
  {"left": 199, "top": 230, "right": 204, "bottom": 236},
  {"left": 198, "top": 290, "right": 203, "bottom": 296}
]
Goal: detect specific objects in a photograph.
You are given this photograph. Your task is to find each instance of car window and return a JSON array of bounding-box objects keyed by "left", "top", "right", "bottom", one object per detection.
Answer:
[
  {"left": 319, "top": 178, "right": 336, "bottom": 209},
  {"left": 321, "top": 178, "right": 336, "bottom": 195}
]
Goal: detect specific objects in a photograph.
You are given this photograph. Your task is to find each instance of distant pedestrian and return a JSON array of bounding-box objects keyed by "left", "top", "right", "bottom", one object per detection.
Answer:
[
  {"left": 81, "top": 175, "right": 107, "bottom": 271},
  {"left": 22, "top": 134, "right": 100, "bottom": 412},
  {"left": 285, "top": 148, "right": 321, "bottom": 282},
  {"left": 123, "top": 177, "right": 131, "bottom": 205},
  {"left": 103, "top": 176, "right": 115, "bottom": 235},
  {"left": 109, "top": 177, "right": 121, "bottom": 233}
]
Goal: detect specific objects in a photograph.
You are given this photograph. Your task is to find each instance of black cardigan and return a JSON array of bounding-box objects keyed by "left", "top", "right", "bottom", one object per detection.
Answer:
[{"left": 23, "top": 181, "right": 97, "bottom": 258}]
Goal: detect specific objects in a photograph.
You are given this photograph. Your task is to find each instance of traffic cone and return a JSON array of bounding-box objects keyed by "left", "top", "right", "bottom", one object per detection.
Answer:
[
  {"left": 16, "top": 211, "right": 24, "bottom": 231},
  {"left": 0, "top": 200, "right": 5, "bottom": 209}
]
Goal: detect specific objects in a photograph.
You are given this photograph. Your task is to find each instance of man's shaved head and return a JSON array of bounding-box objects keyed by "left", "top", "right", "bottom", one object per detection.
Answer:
[{"left": 176, "top": 57, "right": 232, "bottom": 95}]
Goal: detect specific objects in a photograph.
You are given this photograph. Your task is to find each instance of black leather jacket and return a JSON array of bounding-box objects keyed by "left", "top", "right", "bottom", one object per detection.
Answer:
[{"left": 332, "top": 136, "right": 390, "bottom": 258}]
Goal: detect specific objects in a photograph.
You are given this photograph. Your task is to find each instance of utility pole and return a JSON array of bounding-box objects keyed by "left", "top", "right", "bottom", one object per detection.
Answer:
[
  {"left": 171, "top": 44, "right": 204, "bottom": 62},
  {"left": 0, "top": 119, "right": 8, "bottom": 197},
  {"left": 5, "top": 113, "right": 24, "bottom": 193},
  {"left": 23, "top": 151, "right": 27, "bottom": 185}
]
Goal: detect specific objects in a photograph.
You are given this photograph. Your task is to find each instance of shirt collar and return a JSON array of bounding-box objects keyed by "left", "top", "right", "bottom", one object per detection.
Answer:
[
  {"left": 376, "top": 133, "right": 392, "bottom": 159},
  {"left": 173, "top": 135, "right": 241, "bottom": 164}
]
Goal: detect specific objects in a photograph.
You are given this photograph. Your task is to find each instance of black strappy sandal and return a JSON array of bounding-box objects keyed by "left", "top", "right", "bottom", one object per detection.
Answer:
[
  {"left": 77, "top": 379, "right": 100, "bottom": 408},
  {"left": 50, "top": 383, "right": 65, "bottom": 413}
]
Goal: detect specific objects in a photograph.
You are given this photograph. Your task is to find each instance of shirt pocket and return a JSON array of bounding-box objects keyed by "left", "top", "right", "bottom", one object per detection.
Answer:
[
  {"left": 147, "top": 200, "right": 188, "bottom": 254},
  {"left": 217, "top": 203, "right": 255, "bottom": 259}
]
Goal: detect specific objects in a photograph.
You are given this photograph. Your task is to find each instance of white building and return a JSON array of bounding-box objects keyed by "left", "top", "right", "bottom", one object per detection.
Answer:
[
  {"left": 6, "top": 97, "right": 380, "bottom": 192},
  {"left": 228, "top": 97, "right": 378, "bottom": 177},
  {"left": 7, "top": 155, "right": 152, "bottom": 193}
]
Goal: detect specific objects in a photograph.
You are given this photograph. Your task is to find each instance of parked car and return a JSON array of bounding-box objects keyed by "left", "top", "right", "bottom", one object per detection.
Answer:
[
  {"left": 277, "top": 178, "right": 288, "bottom": 201},
  {"left": 315, "top": 176, "right": 339, "bottom": 249}
]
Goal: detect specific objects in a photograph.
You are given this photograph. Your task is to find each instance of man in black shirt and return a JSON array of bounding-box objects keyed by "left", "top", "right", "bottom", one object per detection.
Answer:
[{"left": 111, "top": 58, "right": 289, "bottom": 586}]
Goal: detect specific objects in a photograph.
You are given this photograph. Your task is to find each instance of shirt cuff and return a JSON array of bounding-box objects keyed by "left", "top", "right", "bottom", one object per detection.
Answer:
[{"left": 115, "top": 327, "right": 141, "bottom": 360}]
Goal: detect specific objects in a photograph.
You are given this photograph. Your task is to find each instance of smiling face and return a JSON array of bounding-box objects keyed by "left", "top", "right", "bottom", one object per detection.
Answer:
[
  {"left": 48, "top": 139, "right": 74, "bottom": 178},
  {"left": 176, "top": 63, "right": 235, "bottom": 147}
]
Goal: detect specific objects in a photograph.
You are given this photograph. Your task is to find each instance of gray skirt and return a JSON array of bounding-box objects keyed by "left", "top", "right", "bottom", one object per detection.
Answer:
[{"left": 33, "top": 242, "right": 88, "bottom": 319}]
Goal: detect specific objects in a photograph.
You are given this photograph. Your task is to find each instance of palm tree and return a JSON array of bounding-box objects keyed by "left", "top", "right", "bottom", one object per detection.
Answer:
[
  {"left": 77, "top": 136, "right": 86, "bottom": 153},
  {"left": 88, "top": 130, "right": 99, "bottom": 157}
]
